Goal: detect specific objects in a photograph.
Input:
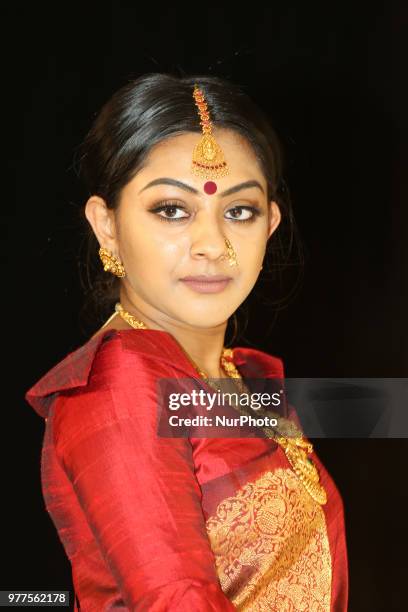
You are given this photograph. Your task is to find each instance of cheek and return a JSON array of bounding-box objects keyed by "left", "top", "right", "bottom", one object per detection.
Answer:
[
  {"left": 239, "top": 233, "right": 266, "bottom": 264},
  {"left": 120, "top": 224, "right": 183, "bottom": 274},
  {"left": 120, "top": 226, "right": 146, "bottom": 263}
]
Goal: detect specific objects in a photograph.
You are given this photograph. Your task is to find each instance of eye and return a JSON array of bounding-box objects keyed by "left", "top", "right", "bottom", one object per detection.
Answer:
[
  {"left": 225, "top": 206, "right": 260, "bottom": 222},
  {"left": 150, "top": 202, "right": 190, "bottom": 222}
]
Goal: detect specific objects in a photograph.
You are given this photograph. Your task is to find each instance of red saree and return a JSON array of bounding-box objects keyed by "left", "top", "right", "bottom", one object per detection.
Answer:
[{"left": 25, "top": 329, "right": 348, "bottom": 611}]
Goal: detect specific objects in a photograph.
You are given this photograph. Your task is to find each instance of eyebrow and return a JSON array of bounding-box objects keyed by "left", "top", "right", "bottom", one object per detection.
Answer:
[{"left": 138, "top": 178, "right": 265, "bottom": 197}]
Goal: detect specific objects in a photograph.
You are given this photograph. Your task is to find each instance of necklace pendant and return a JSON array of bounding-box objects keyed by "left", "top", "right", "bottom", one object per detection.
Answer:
[{"left": 276, "top": 437, "right": 327, "bottom": 505}]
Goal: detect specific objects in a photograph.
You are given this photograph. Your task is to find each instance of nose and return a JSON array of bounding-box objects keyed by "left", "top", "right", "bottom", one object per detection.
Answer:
[{"left": 189, "top": 210, "right": 227, "bottom": 263}]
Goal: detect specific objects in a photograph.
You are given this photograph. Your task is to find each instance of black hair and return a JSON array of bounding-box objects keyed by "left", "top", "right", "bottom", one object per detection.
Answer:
[{"left": 76, "top": 72, "right": 303, "bottom": 344}]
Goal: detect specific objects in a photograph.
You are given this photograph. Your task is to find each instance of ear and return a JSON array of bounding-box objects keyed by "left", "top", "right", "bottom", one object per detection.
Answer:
[
  {"left": 84, "top": 196, "right": 119, "bottom": 254},
  {"left": 267, "top": 201, "right": 281, "bottom": 239}
]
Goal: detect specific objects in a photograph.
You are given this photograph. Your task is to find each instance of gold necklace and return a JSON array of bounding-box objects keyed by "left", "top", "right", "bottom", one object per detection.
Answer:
[
  {"left": 115, "top": 302, "right": 148, "bottom": 328},
  {"left": 113, "top": 301, "right": 327, "bottom": 505}
]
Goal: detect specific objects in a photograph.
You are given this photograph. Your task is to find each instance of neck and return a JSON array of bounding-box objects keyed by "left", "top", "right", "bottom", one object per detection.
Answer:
[{"left": 119, "top": 290, "right": 228, "bottom": 379}]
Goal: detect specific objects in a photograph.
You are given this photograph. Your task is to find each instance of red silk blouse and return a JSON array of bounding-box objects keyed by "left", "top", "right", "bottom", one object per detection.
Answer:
[{"left": 25, "top": 328, "right": 348, "bottom": 611}]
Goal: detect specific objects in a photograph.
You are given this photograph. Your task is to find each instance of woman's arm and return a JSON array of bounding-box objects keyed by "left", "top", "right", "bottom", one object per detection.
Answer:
[{"left": 52, "top": 344, "right": 235, "bottom": 611}]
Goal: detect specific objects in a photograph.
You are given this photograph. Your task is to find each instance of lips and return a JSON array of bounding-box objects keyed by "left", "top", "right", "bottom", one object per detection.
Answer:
[
  {"left": 180, "top": 275, "right": 233, "bottom": 294},
  {"left": 181, "top": 275, "right": 232, "bottom": 282}
]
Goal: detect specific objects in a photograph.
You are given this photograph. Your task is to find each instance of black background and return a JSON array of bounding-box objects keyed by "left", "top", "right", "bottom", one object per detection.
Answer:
[{"left": 4, "top": 2, "right": 407, "bottom": 610}]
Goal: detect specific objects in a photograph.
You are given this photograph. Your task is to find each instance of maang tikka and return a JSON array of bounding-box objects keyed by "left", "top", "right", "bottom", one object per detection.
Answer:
[
  {"left": 191, "top": 85, "right": 236, "bottom": 266},
  {"left": 191, "top": 85, "right": 229, "bottom": 180}
]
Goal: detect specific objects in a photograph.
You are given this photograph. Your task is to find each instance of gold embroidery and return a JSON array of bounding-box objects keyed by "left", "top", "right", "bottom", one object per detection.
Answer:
[{"left": 206, "top": 468, "right": 332, "bottom": 611}]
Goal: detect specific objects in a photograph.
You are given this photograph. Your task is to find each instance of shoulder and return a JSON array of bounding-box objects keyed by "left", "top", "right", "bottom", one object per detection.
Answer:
[
  {"left": 24, "top": 329, "right": 114, "bottom": 418},
  {"left": 47, "top": 332, "right": 195, "bottom": 472},
  {"left": 25, "top": 329, "right": 191, "bottom": 419},
  {"left": 232, "top": 346, "right": 285, "bottom": 379}
]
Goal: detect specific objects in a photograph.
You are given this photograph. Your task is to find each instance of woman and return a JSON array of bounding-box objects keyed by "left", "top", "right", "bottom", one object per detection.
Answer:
[{"left": 25, "top": 73, "right": 348, "bottom": 611}]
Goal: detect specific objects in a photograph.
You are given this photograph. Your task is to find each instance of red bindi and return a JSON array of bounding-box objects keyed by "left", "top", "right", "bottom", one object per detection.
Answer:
[{"left": 204, "top": 181, "right": 217, "bottom": 195}]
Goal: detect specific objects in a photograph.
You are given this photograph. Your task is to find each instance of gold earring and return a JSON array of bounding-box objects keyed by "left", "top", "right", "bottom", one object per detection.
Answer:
[
  {"left": 224, "top": 238, "right": 238, "bottom": 267},
  {"left": 98, "top": 247, "right": 126, "bottom": 278}
]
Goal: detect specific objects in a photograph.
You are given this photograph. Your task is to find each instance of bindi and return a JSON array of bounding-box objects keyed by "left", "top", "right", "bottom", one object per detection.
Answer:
[{"left": 203, "top": 181, "right": 217, "bottom": 195}]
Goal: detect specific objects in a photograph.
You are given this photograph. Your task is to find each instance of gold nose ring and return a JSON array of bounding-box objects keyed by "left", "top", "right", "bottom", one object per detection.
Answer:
[{"left": 224, "top": 237, "right": 238, "bottom": 267}]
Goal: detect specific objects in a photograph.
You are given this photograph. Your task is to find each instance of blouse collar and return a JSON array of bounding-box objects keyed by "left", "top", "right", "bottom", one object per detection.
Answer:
[{"left": 25, "top": 328, "right": 284, "bottom": 418}]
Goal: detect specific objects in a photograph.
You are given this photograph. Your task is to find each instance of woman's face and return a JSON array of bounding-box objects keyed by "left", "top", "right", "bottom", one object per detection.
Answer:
[{"left": 100, "top": 128, "right": 281, "bottom": 329}]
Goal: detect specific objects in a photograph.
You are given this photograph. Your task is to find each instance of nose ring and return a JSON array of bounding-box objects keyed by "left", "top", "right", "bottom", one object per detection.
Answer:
[{"left": 224, "top": 237, "right": 238, "bottom": 267}]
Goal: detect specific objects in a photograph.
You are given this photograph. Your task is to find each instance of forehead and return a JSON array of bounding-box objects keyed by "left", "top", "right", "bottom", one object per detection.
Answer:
[{"left": 134, "top": 128, "right": 265, "bottom": 188}]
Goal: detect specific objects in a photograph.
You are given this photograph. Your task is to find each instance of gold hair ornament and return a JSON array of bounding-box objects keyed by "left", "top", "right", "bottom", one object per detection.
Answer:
[{"left": 191, "top": 85, "right": 229, "bottom": 180}]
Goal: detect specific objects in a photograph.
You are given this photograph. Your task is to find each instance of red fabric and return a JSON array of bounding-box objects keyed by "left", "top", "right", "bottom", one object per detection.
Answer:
[{"left": 25, "top": 329, "right": 348, "bottom": 611}]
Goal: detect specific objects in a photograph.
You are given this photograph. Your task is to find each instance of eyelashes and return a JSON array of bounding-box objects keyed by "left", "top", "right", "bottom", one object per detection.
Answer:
[
  {"left": 148, "top": 201, "right": 262, "bottom": 224},
  {"left": 149, "top": 203, "right": 188, "bottom": 221}
]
